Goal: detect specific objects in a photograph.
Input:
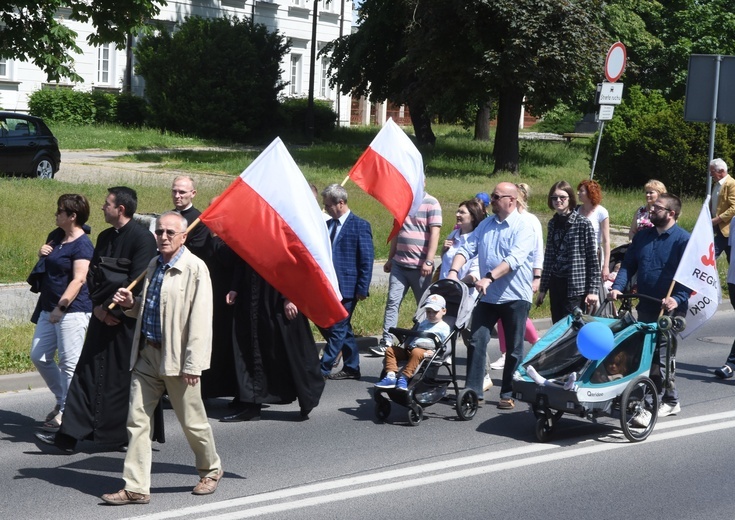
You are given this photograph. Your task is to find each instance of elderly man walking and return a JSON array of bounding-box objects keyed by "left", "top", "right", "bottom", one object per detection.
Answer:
[
  {"left": 447, "top": 182, "right": 534, "bottom": 410},
  {"left": 101, "top": 211, "right": 222, "bottom": 505},
  {"left": 709, "top": 158, "right": 735, "bottom": 263}
]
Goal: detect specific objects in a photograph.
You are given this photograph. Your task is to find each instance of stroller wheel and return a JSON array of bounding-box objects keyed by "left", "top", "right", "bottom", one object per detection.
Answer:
[
  {"left": 374, "top": 396, "right": 391, "bottom": 422},
  {"left": 657, "top": 315, "right": 672, "bottom": 331},
  {"left": 456, "top": 388, "right": 478, "bottom": 421},
  {"left": 407, "top": 404, "right": 423, "bottom": 426},
  {"left": 620, "top": 376, "right": 659, "bottom": 442},
  {"left": 672, "top": 316, "right": 686, "bottom": 333},
  {"left": 535, "top": 417, "right": 554, "bottom": 442}
]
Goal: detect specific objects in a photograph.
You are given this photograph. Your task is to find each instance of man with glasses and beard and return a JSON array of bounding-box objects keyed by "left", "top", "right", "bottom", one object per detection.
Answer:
[{"left": 609, "top": 193, "right": 691, "bottom": 421}]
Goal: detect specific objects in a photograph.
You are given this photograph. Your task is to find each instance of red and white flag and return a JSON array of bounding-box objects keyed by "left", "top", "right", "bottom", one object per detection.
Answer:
[
  {"left": 673, "top": 197, "right": 721, "bottom": 338},
  {"left": 348, "top": 118, "right": 425, "bottom": 241},
  {"left": 199, "top": 138, "right": 347, "bottom": 328}
]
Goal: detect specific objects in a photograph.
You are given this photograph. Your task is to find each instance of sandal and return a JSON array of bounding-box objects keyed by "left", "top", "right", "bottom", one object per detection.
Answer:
[
  {"left": 41, "top": 412, "right": 62, "bottom": 433},
  {"left": 497, "top": 398, "right": 515, "bottom": 410},
  {"left": 45, "top": 405, "right": 61, "bottom": 423}
]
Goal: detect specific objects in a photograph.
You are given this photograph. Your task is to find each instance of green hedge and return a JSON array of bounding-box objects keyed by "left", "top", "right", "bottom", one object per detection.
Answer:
[
  {"left": 278, "top": 97, "right": 338, "bottom": 142},
  {"left": 28, "top": 89, "right": 149, "bottom": 126}
]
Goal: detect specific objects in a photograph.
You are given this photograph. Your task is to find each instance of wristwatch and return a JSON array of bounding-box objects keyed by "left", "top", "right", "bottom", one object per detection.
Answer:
[
  {"left": 57, "top": 305, "right": 68, "bottom": 312},
  {"left": 485, "top": 272, "right": 495, "bottom": 282},
  {"left": 425, "top": 260, "right": 434, "bottom": 267}
]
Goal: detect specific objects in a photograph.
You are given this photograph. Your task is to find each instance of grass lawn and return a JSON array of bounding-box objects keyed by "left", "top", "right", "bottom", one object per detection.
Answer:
[{"left": 0, "top": 122, "right": 720, "bottom": 375}]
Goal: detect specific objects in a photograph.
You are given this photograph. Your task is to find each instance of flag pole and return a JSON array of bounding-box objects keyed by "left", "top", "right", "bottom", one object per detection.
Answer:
[
  {"left": 340, "top": 174, "right": 350, "bottom": 186},
  {"left": 107, "top": 218, "right": 201, "bottom": 309},
  {"left": 659, "top": 280, "right": 676, "bottom": 317}
]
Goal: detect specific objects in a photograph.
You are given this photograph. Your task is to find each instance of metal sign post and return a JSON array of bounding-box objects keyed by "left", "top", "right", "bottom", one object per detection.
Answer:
[{"left": 591, "top": 42, "right": 627, "bottom": 179}]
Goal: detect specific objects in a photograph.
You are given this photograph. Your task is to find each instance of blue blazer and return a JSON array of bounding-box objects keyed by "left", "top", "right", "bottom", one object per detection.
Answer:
[{"left": 332, "top": 212, "right": 374, "bottom": 299}]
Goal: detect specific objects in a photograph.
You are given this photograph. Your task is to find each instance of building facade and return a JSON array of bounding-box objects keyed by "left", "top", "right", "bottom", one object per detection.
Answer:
[{"left": 0, "top": 1, "right": 354, "bottom": 126}]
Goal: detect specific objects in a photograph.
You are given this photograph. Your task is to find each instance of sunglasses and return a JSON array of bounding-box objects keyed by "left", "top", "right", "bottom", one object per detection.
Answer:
[{"left": 154, "top": 229, "right": 185, "bottom": 238}]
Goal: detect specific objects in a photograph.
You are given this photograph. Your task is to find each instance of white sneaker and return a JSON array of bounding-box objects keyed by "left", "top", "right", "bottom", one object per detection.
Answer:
[
  {"left": 658, "top": 402, "right": 681, "bottom": 417},
  {"left": 630, "top": 409, "right": 652, "bottom": 428},
  {"left": 483, "top": 374, "right": 493, "bottom": 391},
  {"left": 489, "top": 354, "right": 505, "bottom": 370}
]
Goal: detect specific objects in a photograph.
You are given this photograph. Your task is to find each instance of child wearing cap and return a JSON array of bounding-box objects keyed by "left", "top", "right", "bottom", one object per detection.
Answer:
[{"left": 375, "top": 294, "right": 451, "bottom": 391}]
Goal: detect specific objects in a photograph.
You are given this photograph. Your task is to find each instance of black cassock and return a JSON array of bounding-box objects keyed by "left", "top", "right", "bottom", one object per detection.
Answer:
[{"left": 231, "top": 260, "right": 324, "bottom": 415}]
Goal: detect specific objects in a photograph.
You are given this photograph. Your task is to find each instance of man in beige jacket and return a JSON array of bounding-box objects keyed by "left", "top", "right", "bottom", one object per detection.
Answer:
[
  {"left": 710, "top": 158, "right": 735, "bottom": 263},
  {"left": 101, "top": 211, "right": 222, "bottom": 505}
]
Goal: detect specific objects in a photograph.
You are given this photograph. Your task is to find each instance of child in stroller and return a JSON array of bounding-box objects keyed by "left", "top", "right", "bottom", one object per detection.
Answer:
[
  {"left": 375, "top": 294, "right": 450, "bottom": 391},
  {"left": 373, "top": 279, "right": 480, "bottom": 425}
]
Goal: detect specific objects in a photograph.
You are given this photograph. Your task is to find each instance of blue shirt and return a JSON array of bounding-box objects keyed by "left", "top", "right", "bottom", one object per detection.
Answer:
[
  {"left": 457, "top": 209, "right": 534, "bottom": 304},
  {"left": 141, "top": 246, "right": 186, "bottom": 343},
  {"left": 39, "top": 234, "right": 94, "bottom": 313},
  {"left": 612, "top": 224, "right": 691, "bottom": 314}
]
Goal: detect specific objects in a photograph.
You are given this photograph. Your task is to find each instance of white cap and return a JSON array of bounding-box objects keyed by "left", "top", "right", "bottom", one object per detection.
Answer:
[{"left": 423, "top": 294, "right": 446, "bottom": 311}]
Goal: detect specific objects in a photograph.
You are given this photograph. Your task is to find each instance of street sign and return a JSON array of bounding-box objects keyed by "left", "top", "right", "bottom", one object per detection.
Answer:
[
  {"left": 684, "top": 55, "right": 735, "bottom": 124},
  {"left": 598, "top": 82, "right": 624, "bottom": 105},
  {"left": 605, "top": 42, "right": 627, "bottom": 83},
  {"left": 598, "top": 105, "right": 615, "bottom": 121}
]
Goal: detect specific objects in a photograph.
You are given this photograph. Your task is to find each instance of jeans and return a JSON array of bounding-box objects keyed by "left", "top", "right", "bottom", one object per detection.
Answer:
[
  {"left": 319, "top": 298, "right": 359, "bottom": 375},
  {"left": 30, "top": 310, "right": 91, "bottom": 413},
  {"left": 467, "top": 300, "right": 531, "bottom": 399},
  {"left": 637, "top": 309, "right": 678, "bottom": 405},
  {"left": 382, "top": 263, "right": 432, "bottom": 344}
]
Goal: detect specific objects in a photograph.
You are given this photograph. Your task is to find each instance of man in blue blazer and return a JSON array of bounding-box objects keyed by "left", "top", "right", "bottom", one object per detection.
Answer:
[{"left": 320, "top": 184, "right": 374, "bottom": 380}]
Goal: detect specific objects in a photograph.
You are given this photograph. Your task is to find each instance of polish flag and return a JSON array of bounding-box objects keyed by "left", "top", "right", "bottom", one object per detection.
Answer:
[
  {"left": 673, "top": 197, "right": 721, "bottom": 338},
  {"left": 199, "top": 138, "right": 347, "bottom": 328},
  {"left": 348, "top": 118, "right": 425, "bottom": 241}
]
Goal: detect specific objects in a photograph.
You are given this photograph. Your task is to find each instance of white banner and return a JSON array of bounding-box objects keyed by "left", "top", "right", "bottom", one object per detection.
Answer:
[{"left": 673, "top": 197, "right": 722, "bottom": 338}]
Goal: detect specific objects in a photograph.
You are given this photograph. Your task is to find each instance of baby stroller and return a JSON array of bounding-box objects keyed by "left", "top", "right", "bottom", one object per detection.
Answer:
[
  {"left": 512, "top": 293, "right": 685, "bottom": 442},
  {"left": 373, "top": 279, "right": 478, "bottom": 426}
]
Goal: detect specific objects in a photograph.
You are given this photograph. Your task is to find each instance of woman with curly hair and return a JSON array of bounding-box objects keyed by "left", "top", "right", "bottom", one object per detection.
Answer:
[{"left": 576, "top": 179, "right": 611, "bottom": 281}]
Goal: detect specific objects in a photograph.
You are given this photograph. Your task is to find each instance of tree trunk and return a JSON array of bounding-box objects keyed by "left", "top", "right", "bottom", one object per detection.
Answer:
[
  {"left": 474, "top": 102, "right": 492, "bottom": 141},
  {"left": 407, "top": 99, "right": 436, "bottom": 146},
  {"left": 492, "top": 86, "right": 524, "bottom": 174}
]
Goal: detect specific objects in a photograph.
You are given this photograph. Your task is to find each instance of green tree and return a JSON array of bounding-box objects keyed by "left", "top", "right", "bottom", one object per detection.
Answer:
[
  {"left": 325, "top": 0, "right": 607, "bottom": 173},
  {"left": 135, "top": 16, "right": 289, "bottom": 141},
  {"left": 0, "top": 0, "right": 165, "bottom": 82}
]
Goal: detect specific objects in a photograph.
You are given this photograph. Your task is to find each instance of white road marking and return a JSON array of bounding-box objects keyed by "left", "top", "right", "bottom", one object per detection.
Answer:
[{"left": 125, "top": 411, "right": 735, "bottom": 520}]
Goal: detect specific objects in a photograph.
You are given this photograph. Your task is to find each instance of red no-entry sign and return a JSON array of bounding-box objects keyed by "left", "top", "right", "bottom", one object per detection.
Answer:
[{"left": 605, "top": 42, "right": 627, "bottom": 83}]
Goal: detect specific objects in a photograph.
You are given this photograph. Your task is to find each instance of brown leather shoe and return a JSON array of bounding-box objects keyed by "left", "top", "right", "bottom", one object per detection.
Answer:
[
  {"left": 193, "top": 469, "right": 224, "bottom": 495},
  {"left": 101, "top": 489, "right": 150, "bottom": 505}
]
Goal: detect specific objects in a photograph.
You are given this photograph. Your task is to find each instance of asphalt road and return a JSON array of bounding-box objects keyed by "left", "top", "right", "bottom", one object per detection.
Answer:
[{"left": 2, "top": 308, "right": 735, "bottom": 520}]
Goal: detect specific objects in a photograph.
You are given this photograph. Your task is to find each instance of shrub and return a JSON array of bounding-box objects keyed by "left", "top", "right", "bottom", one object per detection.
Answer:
[
  {"left": 135, "top": 16, "right": 289, "bottom": 142},
  {"left": 532, "top": 103, "right": 583, "bottom": 134},
  {"left": 28, "top": 88, "right": 96, "bottom": 124},
  {"left": 594, "top": 86, "right": 735, "bottom": 196},
  {"left": 115, "top": 93, "right": 149, "bottom": 127},
  {"left": 90, "top": 91, "right": 118, "bottom": 124},
  {"left": 278, "top": 97, "right": 337, "bottom": 141}
]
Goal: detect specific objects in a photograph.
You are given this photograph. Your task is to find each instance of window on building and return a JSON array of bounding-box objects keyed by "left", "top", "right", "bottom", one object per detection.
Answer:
[
  {"left": 290, "top": 55, "right": 302, "bottom": 95},
  {"left": 0, "top": 59, "right": 7, "bottom": 78},
  {"left": 320, "top": 58, "right": 330, "bottom": 98},
  {"left": 291, "top": 0, "right": 305, "bottom": 6},
  {"left": 97, "top": 44, "right": 110, "bottom": 84}
]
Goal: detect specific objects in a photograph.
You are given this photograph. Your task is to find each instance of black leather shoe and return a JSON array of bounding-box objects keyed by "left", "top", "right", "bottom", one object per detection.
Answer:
[
  {"left": 220, "top": 409, "right": 262, "bottom": 422},
  {"left": 328, "top": 369, "right": 361, "bottom": 380},
  {"left": 34, "top": 432, "right": 73, "bottom": 453}
]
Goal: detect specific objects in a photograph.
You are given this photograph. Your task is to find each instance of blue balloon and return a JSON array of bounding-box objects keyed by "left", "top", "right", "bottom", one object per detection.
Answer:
[{"left": 577, "top": 321, "right": 615, "bottom": 361}]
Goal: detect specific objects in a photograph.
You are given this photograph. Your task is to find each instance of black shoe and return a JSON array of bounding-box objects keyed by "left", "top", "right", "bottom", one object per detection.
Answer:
[
  {"left": 328, "top": 369, "right": 361, "bottom": 380},
  {"left": 220, "top": 408, "right": 262, "bottom": 422},
  {"left": 227, "top": 398, "right": 242, "bottom": 409},
  {"left": 298, "top": 407, "right": 312, "bottom": 421},
  {"left": 34, "top": 432, "right": 73, "bottom": 453}
]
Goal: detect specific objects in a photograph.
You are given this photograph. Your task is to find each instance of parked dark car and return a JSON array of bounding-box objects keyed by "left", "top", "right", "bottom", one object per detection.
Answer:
[{"left": 0, "top": 112, "right": 61, "bottom": 179}]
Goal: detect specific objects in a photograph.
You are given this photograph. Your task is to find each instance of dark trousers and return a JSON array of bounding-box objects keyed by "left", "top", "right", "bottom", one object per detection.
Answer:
[
  {"left": 637, "top": 308, "right": 678, "bottom": 405},
  {"left": 548, "top": 275, "right": 586, "bottom": 324},
  {"left": 723, "top": 283, "right": 735, "bottom": 368},
  {"left": 467, "top": 300, "right": 531, "bottom": 399},
  {"left": 714, "top": 227, "right": 731, "bottom": 264},
  {"left": 319, "top": 298, "right": 359, "bottom": 376}
]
